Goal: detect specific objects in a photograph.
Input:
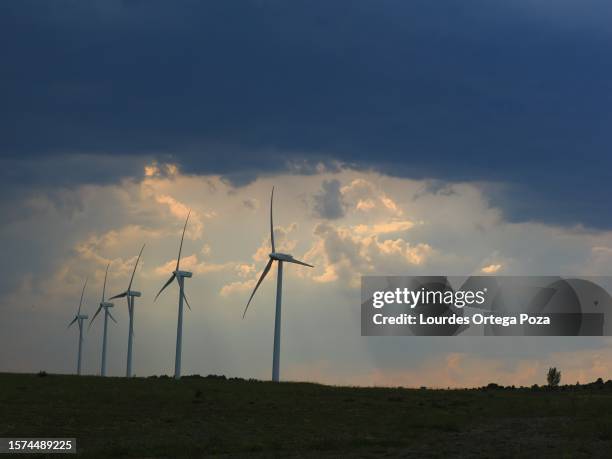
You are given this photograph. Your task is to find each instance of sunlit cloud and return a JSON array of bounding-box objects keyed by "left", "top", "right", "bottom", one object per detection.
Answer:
[
  {"left": 481, "top": 263, "right": 503, "bottom": 273},
  {"left": 220, "top": 278, "right": 255, "bottom": 297},
  {"left": 353, "top": 220, "right": 416, "bottom": 235}
]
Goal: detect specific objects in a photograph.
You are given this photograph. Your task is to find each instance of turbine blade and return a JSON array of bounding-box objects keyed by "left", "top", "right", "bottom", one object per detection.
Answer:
[
  {"left": 286, "top": 257, "right": 314, "bottom": 268},
  {"left": 183, "top": 291, "right": 191, "bottom": 311},
  {"left": 176, "top": 210, "right": 191, "bottom": 271},
  {"left": 127, "top": 297, "right": 136, "bottom": 336},
  {"left": 88, "top": 306, "right": 103, "bottom": 330},
  {"left": 67, "top": 316, "right": 78, "bottom": 329},
  {"left": 127, "top": 244, "right": 145, "bottom": 291},
  {"left": 109, "top": 291, "right": 127, "bottom": 300},
  {"left": 243, "top": 259, "right": 274, "bottom": 319},
  {"left": 154, "top": 274, "right": 176, "bottom": 302},
  {"left": 101, "top": 262, "right": 110, "bottom": 302},
  {"left": 128, "top": 300, "right": 134, "bottom": 339},
  {"left": 108, "top": 311, "right": 118, "bottom": 324},
  {"left": 78, "top": 277, "right": 88, "bottom": 316},
  {"left": 270, "top": 186, "right": 275, "bottom": 253}
]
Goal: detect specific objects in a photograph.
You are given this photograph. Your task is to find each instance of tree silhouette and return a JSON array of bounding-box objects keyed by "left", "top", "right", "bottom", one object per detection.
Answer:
[{"left": 547, "top": 367, "right": 561, "bottom": 388}]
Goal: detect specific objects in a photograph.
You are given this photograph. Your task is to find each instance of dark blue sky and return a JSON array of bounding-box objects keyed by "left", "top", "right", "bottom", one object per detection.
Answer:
[{"left": 1, "top": 0, "right": 611, "bottom": 227}]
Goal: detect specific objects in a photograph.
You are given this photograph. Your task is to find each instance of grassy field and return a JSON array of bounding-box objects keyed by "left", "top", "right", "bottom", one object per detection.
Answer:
[{"left": 2, "top": 373, "right": 612, "bottom": 458}]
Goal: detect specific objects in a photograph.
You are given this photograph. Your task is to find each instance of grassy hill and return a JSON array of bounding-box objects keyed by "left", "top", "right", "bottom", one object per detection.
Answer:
[{"left": 2, "top": 373, "right": 612, "bottom": 458}]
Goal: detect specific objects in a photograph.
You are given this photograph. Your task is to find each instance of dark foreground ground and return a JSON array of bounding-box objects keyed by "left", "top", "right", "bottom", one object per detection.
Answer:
[{"left": 2, "top": 373, "right": 612, "bottom": 458}]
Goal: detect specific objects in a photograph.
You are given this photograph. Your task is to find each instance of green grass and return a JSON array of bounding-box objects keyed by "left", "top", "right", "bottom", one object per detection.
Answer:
[{"left": 2, "top": 373, "right": 612, "bottom": 457}]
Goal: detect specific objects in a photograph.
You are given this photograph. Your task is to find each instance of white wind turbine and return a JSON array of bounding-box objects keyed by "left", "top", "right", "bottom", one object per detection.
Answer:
[
  {"left": 243, "top": 187, "right": 313, "bottom": 382},
  {"left": 89, "top": 263, "right": 117, "bottom": 376},
  {"left": 67, "top": 278, "right": 89, "bottom": 376},
  {"left": 154, "top": 211, "right": 193, "bottom": 380},
  {"left": 109, "top": 244, "right": 145, "bottom": 377}
]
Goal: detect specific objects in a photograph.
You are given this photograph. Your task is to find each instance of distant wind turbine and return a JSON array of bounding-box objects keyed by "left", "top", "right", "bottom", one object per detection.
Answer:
[
  {"left": 89, "top": 263, "right": 117, "bottom": 377},
  {"left": 154, "top": 211, "right": 193, "bottom": 380},
  {"left": 67, "top": 278, "right": 89, "bottom": 376},
  {"left": 243, "top": 187, "right": 313, "bottom": 382},
  {"left": 109, "top": 244, "right": 145, "bottom": 377}
]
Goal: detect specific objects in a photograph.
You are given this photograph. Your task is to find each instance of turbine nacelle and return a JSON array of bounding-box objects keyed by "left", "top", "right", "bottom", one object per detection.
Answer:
[
  {"left": 77, "top": 314, "right": 88, "bottom": 320},
  {"left": 127, "top": 290, "right": 141, "bottom": 297},
  {"left": 173, "top": 270, "right": 193, "bottom": 278},
  {"left": 100, "top": 302, "right": 114, "bottom": 308}
]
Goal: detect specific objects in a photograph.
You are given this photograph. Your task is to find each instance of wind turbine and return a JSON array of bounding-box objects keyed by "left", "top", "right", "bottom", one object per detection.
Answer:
[
  {"left": 154, "top": 211, "right": 193, "bottom": 380},
  {"left": 67, "top": 278, "right": 89, "bottom": 376},
  {"left": 243, "top": 187, "right": 313, "bottom": 382},
  {"left": 89, "top": 263, "right": 117, "bottom": 376},
  {"left": 109, "top": 244, "right": 145, "bottom": 377}
]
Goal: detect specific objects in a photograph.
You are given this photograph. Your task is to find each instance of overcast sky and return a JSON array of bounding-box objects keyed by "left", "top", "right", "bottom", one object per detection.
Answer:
[{"left": 1, "top": 0, "right": 612, "bottom": 386}]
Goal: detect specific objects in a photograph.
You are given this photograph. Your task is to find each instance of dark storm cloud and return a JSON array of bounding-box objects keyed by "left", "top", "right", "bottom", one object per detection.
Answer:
[
  {"left": 1, "top": 0, "right": 611, "bottom": 226},
  {"left": 313, "top": 179, "right": 345, "bottom": 220}
]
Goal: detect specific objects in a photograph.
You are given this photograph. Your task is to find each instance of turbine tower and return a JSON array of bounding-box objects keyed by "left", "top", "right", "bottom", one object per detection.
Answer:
[
  {"left": 154, "top": 211, "right": 193, "bottom": 380},
  {"left": 243, "top": 187, "right": 313, "bottom": 382},
  {"left": 109, "top": 244, "right": 145, "bottom": 377},
  {"left": 67, "top": 278, "right": 89, "bottom": 376},
  {"left": 89, "top": 263, "right": 117, "bottom": 376}
]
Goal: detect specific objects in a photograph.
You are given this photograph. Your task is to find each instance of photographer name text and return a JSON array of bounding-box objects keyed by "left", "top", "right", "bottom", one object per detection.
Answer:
[{"left": 372, "top": 312, "right": 551, "bottom": 327}]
